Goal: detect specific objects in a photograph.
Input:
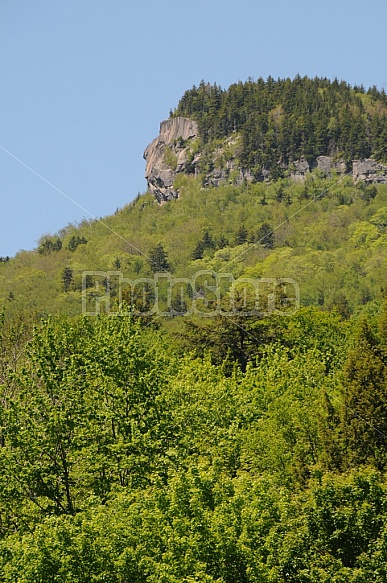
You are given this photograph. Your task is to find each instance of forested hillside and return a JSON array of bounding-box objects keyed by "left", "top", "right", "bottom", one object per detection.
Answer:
[
  {"left": 2, "top": 76, "right": 387, "bottom": 581},
  {"left": 173, "top": 76, "right": 387, "bottom": 177},
  {"left": 1, "top": 174, "right": 387, "bottom": 320},
  {"left": 1, "top": 302, "right": 387, "bottom": 580}
]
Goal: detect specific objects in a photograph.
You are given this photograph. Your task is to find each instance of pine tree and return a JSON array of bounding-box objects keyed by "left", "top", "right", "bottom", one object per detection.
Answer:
[
  {"left": 217, "top": 235, "right": 229, "bottom": 249},
  {"left": 340, "top": 319, "right": 387, "bottom": 469},
  {"left": 256, "top": 222, "right": 275, "bottom": 249},
  {"left": 235, "top": 225, "right": 248, "bottom": 246},
  {"left": 67, "top": 236, "right": 87, "bottom": 252},
  {"left": 202, "top": 230, "right": 215, "bottom": 249},
  {"left": 148, "top": 244, "right": 170, "bottom": 273},
  {"left": 192, "top": 241, "right": 205, "bottom": 260},
  {"left": 38, "top": 237, "right": 62, "bottom": 255},
  {"left": 62, "top": 267, "right": 73, "bottom": 292}
]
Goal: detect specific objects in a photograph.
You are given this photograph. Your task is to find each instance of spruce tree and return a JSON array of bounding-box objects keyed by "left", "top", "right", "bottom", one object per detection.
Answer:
[
  {"left": 256, "top": 222, "right": 275, "bottom": 249},
  {"left": 235, "top": 225, "right": 248, "bottom": 246},
  {"left": 148, "top": 243, "right": 170, "bottom": 273},
  {"left": 340, "top": 319, "right": 387, "bottom": 469},
  {"left": 62, "top": 267, "right": 74, "bottom": 292}
]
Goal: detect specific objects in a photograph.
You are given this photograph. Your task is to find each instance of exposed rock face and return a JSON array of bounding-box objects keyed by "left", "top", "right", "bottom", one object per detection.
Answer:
[
  {"left": 143, "top": 117, "right": 199, "bottom": 202},
  {"left": 353, "top": 159, "right": 387, "bottom": 184},
  {"left": 316, "top": 156, "right": 347, "bottom": 176},
  {"left": 144, "top": 117, "right": 387, "bottom": 202},
  {"left": 290, "top": 156, "right": 348, "bottom": 181},
  {"left": 290, "top": 157, "right": 310, "bottom": 182}
]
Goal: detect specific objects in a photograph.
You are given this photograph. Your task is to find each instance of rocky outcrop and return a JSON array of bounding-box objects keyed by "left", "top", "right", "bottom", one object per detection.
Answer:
[
  {"left": 144, "top": 117, "right": 387, "bottom": 202},
  {"left": 353, "top": 159, "right": 387, "bottom": 184},
  {"left": 144, "top": 117, "right": 199, "bottom": 202},
  {"left": 316, "top": 156, "right": 347, "bottom": 176},
  {"left": 290, "top": 156, "right": 348, "bottom": 181},
  {"left": 289, "top": 158, "right": 310, "bottom": 182}
]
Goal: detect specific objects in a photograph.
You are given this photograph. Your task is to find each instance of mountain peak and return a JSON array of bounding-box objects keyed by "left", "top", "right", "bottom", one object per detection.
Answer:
[{"left": 143, "top": 76, "right": 387, "bottom": 202}]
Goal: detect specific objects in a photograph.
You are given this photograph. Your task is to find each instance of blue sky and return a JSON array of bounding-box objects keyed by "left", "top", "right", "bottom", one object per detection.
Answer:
[{"left": 1, "top": 0, "right": 386, "bottom": 257}]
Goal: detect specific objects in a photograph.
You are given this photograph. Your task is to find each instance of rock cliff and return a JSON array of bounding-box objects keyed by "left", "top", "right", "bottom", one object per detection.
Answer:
[
  {"left": 143, "top": 117, "right": 199, "bottom": 202},
  {"left": 353, "top": 159, "right": 387, "bottom": 184},
  {"left": 144, "top": 117, "right": 387, "bottom": 202}
]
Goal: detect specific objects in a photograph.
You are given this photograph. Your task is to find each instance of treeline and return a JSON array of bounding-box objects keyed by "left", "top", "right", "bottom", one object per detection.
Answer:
[
  {"left": 173, "top": 76, "right": 387, "bottom": 176},
  {"left": 1, "top": 303, "right": 387, "bottom": 579}
]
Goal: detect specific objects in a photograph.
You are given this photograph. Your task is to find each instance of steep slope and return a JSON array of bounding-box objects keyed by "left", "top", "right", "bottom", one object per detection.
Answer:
[
  {"left": 1, "top": 174, "right": 387, "bottom": 320},
  {"left": 1, "top": 76, "right": 387, "bottom": 320},
  {"left": 3, "top": 78, "right": 387, "bottom": 582}
]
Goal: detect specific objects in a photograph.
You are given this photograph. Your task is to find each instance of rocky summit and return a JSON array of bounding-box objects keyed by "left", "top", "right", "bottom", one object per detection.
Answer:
[
  {"left": 144, "top": 117, "right": 387, "bottom": 203},
  {"left": 144, "top": 77, "right": 387, "bottom": 202}
]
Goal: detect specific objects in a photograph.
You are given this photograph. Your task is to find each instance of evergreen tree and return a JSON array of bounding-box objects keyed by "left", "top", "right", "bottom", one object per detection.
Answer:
[
  {"left": 202, "top": 229, "right": 216, "bottom": 249},
  {"left": 38, "top": 237, "right": 62, "bottom": 255},
  {"left": 62, "top": 267, "right": 73, "bottom": 292},
  {"left": 192, "top": 241, "right": 205, "bottom": 260},
  {"left": 235, "top": 225, "right": 248, "bottom": 245},
  {"left": 340, "top": 320, "right": 387, "bottom": 469},
  {"left": 174, "top": 76, "right": 387, "bottom": 178},
  {"left": 256, "top": 222, "right": 275, "bottom": 249},
  {"left": 67, "top": 236, "right": 87, "bottom": 252},
  {"left": 148, "top": 243, "right": 170, "bottom": 273},
  {"left": 217, "top": 234, "right": 229, "bottom": 249}
]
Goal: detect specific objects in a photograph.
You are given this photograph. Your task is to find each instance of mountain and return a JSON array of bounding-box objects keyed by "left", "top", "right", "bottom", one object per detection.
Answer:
[
  {"left": 173, "top": 76, "right": 387, "bottom": 176},
  {"left": 144, "top": 76, "right": 387, "bottom": 201},
  {"left": 1, "top": 159, "right": 387, "bottom": 320},
  {"left": 2, "top": 76, "right": 387, "bottom": 581},
  {"left": 2, "top": 75, "right": 387, "bottom": 322}
]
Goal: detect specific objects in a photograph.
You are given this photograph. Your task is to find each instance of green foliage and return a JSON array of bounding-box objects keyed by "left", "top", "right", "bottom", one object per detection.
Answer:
[
  {"left": 174, "top": 77, "right": 387, "bottom": 176},
  {"left": 192, "top": 230, "right": 217, "bottom": 259},
  {"left": 0, "top": 302, "right": 386, "bottom": 579},
  {"left": 256, "top": 222, "right": 275, "bottom": 249},
  {"left": 62, "top": 266, "right": 73, "bottom": 291},
  {"left": 164, "top": 145, "right": 178, "bottom": 170},
  {"left": 37, "top": 236, "right": 62, "bottom": 255},
  {"left": 340, "top": 317, "right": 387, "bottom": 469},
  {"left": 2, "top": 76, "right": 387, "bottom": 581},
  {"left": 148, "top": 243, "right": 170, "bottom": 273},
  {"left": 2, "top": 178, "right": 387, "bottom": 318},
  {"left": 192, "top": 240, "right": 205, "bottom": 260},
  {"left": 235, "top": 224, "right": 248, "bottom": 245},
  {"left": 0, "top": 314, "right": 176, "bottom": 532},
  {"left": 67, "top": 235, "right": 87, "bottom": 252}
]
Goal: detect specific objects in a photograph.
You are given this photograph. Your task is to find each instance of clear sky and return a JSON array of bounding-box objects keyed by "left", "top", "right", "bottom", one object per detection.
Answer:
[{"left": 1, "top": 0, "right": 387, "bottom": 257}]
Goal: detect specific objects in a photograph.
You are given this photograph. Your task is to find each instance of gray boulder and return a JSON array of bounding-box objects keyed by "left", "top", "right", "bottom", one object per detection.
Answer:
[{"left": 353, "top": 159, "right": 387, "bottom": 184}]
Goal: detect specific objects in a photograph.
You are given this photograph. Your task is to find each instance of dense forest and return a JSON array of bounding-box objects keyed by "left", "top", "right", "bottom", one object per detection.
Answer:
[
  {"left": 1, "top": 302, "right": 387, "bottom": 581},
  {"left": 1, "top": 174, "right": 387, "bottom": 320},
  {"left": 173, "top": 76, "right": 387, "bottom": 177},
  {"left": 2, "top": 77, "right": 387, "bottom": 580}
]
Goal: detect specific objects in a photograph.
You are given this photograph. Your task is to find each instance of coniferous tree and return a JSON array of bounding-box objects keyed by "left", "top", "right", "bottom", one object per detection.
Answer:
[
  {"left": 202, "top": 230, "right": 216, "bottom": 249},
  {"left": 174, "top": 76, "right": 387, "bottom": 177},
  {"left": 38, "top": 237, "right": 62, "bottom": 255},
  {"left": 148, "top": 243, "right": 170, "bottom": 273},
  {"left": 256, "top": 222, "right": 275, "bottom": 249},
  {"left": 67, "top": 236, "right": 87, "bottom": 252},
  {"left": 192, "top": 241, "right": 205, "bottom": 260},
  {"left": 340, "top": 320, "right": 387, "bottom": 469},
  {"left": 62, "top": 267, "right": 73, "bottom": 292},
  {"left": 217, "top": 234, "right": 229, "bottom": 249},
  {"left": 235, "top": 225, "right": 248, "bottom": 245}
]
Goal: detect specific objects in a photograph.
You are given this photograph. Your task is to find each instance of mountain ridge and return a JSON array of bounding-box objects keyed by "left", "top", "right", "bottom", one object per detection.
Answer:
[
  {"left": 142, "top": 76, "right": 387, "bottom": 199},
  {"left": 1, "top": 75, "right": 387, "bottom": 319},
  {"left": 144, "top": 115, "right": 387, "bottom": 202}
]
